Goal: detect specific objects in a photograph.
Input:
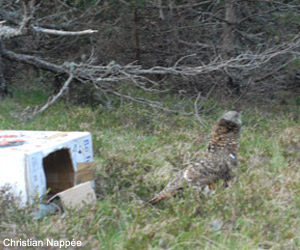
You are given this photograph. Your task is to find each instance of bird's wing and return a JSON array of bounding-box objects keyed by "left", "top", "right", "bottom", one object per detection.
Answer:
[
  {"left": 149, "top": 160, "right": 218, "bottom": 204},
  {"left": 148, "top": 157, "right": 232, "bottom": 205},
  {"left": 182, "top": 161, "right": 223, "bottom": 187}
]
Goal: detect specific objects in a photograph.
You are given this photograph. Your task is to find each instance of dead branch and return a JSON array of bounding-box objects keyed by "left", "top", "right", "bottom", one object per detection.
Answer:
[
  {"left": 2, "top": 48, "right": 65, "bottom": 74},
  {"left": 31, "top": 68, "right": 74, "bottom": 118},
  {"left": 0, "top": 23, "right": 28, "bottom": 40},
  {"left": 0, "top": 0, "right": 34, "bottom": 39},
  {"left": 2, "top": 34, "right": 300, "bottom": 82},
  {"left": 73, "top": 36, "right": 300, "bottom": 82},
  {"left": 32, "top": 26, "right": 98, "bottom": 36},
  {"left": 231, "top": 78, "right": 253, "bottom": 106},
  {"left": 194, "top": 92, "right": 205, "bottom": 126},
  {"left": 0, "top": 1, "right": 98, "bottom": 39},
  {"left": 2, "top": 32, "right": 300, "bottom": 119}
]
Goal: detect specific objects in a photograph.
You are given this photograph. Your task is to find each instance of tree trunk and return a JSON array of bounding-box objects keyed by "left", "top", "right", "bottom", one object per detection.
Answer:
[
  {"left": 134, "top": 5, "right": 140, "bottom": 62},
  {"left": 0, "top": 41, "right": 7, "bottom": 97},
  {"left": 221, "top": 0, "right": 241, "bottom": 94},
  {"left": 222, "top": 0, "right": 238, "bottom": 58}
]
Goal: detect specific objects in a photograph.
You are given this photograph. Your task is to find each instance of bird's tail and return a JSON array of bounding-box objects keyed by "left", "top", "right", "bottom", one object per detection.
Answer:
[
  {"left": 149, "top": 172, "right": 184, "bottom": 205},
  {"left": 148, "top": 189, "right": 175, "bottom": 205}
]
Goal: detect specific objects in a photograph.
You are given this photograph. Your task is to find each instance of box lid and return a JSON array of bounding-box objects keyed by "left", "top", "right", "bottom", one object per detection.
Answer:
[{"left": 0, "top": 130, "right": 91, "bottom": 156}]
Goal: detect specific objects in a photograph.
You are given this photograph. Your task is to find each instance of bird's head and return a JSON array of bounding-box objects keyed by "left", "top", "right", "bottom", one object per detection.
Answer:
[{"left": 218, "top": 111, "right": 242, "bottom": 129}]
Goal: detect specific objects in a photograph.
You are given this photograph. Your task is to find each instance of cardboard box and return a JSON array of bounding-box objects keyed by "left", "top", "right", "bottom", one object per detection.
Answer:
[{"left": 0, "top": 130, "right": 95, "bottom": 206}]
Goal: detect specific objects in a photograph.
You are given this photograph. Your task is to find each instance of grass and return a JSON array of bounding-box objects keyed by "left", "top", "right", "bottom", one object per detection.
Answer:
[{"left": 0, "top": 87, "right": 299, "bottom": 250}]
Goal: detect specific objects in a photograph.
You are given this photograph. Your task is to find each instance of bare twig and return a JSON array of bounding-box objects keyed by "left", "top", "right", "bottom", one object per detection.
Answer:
[
  {"left": 31, "top": 70, "right": 74, "bottom": 118},
  {"left": 232, "top": 78, "right": 253, "bottom": 106},
  {"left": 194, "top": 92, "right": 205, "bottom": 125},
  {"left": 174, "top": 54, "right": 197, "bottom": 68},
  {"left": 0, "top": 0, "right": 34, "bottom": 39},
  {"left": 253, "top": 59, "right": 295, "bottom": 83},
  {"left": 157, "top": 0, "right": 164, "bottom": 20},
  {"left": 104, "top": 89, "right": 181, "bottom": 114},
  {"left": 0, "top": 0, "right": 98, "bottom": 39},
  {"left": 32, "top": 26, "right": 98, "bottom": 36}
]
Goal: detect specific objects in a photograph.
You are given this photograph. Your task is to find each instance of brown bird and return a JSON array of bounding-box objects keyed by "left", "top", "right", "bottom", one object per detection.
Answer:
[{"left": 149, "top": 111, "right": 242, "bottom": 205}]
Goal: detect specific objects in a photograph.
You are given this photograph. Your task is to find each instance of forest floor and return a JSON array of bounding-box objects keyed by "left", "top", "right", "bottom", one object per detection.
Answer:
[{"left": 0, "top": 85, "right": 300, "bottom": 250}]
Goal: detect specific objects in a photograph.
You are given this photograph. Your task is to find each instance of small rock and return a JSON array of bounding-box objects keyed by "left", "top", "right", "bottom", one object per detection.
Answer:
[{"left": 209, "top": 219, "right": 223, "bottom": 230}]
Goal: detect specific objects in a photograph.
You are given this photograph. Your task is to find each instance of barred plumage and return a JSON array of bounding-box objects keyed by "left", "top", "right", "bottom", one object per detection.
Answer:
[{"left": 149, "top": 111, "right": 242, "bottom": 205}]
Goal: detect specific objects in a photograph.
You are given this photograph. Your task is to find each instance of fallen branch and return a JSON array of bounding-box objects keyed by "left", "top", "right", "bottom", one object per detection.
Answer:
[
  {"left": 0, "top": 0, "right": 98, "bottom": 39},
  {"left": 194, "top": 92, "right": 205, "bottom": 125},
  {"left": 0, "top": 0, "right": 33, "bottom": 39},
  {"left": 3, "top": 34, "right": 300, "bottom": 82},
  {"left": 32, "top": 26, "right": 98, "bottom": 36},
  {"left": 2, "top": 48, "right": 65, "bottom": 74},
  {"left": 231, "top": 78, "right": 253, "bottom": 106},
  {"left": 2, "top": 34, "right": 300, "bottom": 119},
  {"left": 31, "top": 71, "right": 74, "bottom": 118}
]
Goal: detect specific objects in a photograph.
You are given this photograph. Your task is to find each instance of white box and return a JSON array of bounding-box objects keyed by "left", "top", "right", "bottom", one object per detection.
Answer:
[{"left": 0, "top": 130, "right": 94, "bottom": 205}]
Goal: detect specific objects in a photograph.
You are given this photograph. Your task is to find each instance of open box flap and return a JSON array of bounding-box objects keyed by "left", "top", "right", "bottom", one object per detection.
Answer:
[{"left": 48, "top": 181, "right": 96, "bottom": 209}]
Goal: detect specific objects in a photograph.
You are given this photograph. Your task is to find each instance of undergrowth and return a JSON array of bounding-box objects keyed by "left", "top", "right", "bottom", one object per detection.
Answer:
[{"left": 0, "top": 87, "right": 299, "bottom": 250}]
